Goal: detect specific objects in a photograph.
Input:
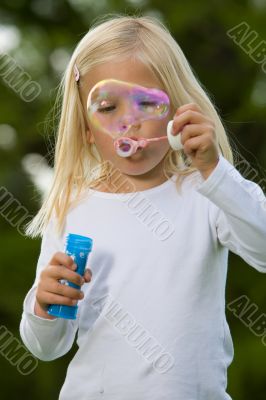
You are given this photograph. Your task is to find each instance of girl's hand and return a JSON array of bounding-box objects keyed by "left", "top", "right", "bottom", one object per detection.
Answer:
[
  {"left": 171, "top": 103, "right": 220, "bottom": 179},
  {"left": 34, "top": 252, "right": 92, "bottom": 320}
]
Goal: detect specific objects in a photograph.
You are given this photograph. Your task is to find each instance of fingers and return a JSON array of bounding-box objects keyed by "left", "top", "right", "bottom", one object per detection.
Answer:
[
  {"left": 39, "top": 292, "right": 80, "bottom": 307},
  {"left": 36, "top": 250, "right": 94, "bottom": 314},
  {"left": 47, "top": 252, "right": 93, "bottom": 281},
  {"left": 183, "top": 133, "right": 218, "bottom": 157},
  {"left": 183, "top": 134, "right": 204, "bottom": 156},
  {"left": 46, "top": 277, "right": 85, "bottom": 300},
  {"left": 37, "top": 267, "right": 88, "bottom": 310},
  {"left": 176, "top": 102, "right": 202, "bottom": 114},
  {"left": 49, "top": 251, "right": 75, "bottom": 269},
  {"left": 36, "top": 279, "right": 82, "bottom": 311},
  {"left": 172, "top": 111, "right": 207, "bottom": 136},
  {"left": 84, "top": 268, "right": 92, "bottom": 282},
  {"left": 45, "top": 265, "right": 84, "bottom": 285},
  {"left": 172, "top": 103, "right": 214, "bottom": 137},
  {"left": 179, "top": 123, "right": 215, "bottom": 146}
]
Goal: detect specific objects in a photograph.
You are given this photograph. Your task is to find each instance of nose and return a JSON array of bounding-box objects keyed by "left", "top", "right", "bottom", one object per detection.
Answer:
[
  {"left": 117, "top": 119, "right": 141, "bottom": 135},
  {"left": 117, "top": 114, "right": 134, "bottom": 129}
]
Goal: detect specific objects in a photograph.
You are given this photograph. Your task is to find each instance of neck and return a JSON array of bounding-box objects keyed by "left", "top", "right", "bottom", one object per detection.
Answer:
[{"left": 92, "top": 162, "right": 172, "bottom": 194}]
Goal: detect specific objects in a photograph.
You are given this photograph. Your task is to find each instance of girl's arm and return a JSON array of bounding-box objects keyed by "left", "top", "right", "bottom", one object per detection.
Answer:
[
  {"left": 19, "top": 218, "right": 79, "bottom": 361},
  {"left": 196, "top": 155, "right": 266, "bottom": 272}
]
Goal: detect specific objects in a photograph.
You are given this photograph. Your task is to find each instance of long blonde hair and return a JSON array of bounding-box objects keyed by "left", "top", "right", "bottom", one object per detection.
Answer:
[{"left": 26, "top": 13, "right": 234, "bottom": 238}]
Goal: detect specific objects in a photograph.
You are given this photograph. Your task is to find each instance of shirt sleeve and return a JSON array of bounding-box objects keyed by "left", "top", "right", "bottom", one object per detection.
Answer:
[
  {"left": 196, "top": 155, "right": 266, "bottom": 273},
  {"left": 19, "top": 216, "right": 79, "bottom": 361}
]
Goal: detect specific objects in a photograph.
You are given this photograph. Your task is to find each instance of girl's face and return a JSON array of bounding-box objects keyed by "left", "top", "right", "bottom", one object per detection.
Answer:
[{"left": 80, "top": 58, "right": 172, "bottom": 187}]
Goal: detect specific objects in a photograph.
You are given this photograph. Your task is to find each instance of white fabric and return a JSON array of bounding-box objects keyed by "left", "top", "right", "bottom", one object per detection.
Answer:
[{"left": 20, "top": 155, "right": 266, "bottom": 400}]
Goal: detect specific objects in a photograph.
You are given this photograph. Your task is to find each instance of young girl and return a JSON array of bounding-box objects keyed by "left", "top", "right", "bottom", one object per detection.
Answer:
[{"left": 20, "top": 14, "right": 266, "bottom": 400}]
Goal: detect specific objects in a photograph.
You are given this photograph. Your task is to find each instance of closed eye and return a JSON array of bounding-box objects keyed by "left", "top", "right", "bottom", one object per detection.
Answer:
[
  {"left": 97, "top": 101, "right": 158, "bottom": 113},
  {"left": 97, "top": 105, "right": 116, "bottom": 113},
  {"left": 138, "top": 101, "right": 158, "bottom": 108},
  {"left": 139, "top": 101, "right": 157, "bottom": 105}
]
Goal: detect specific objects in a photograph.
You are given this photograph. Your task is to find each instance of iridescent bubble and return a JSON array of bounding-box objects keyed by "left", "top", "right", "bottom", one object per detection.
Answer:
[
  {"left": 87, "top": 79, "right": 170, "bottom": 138},
  {"left": 86, "top": 79, "right": 183, "bottom": 158}
]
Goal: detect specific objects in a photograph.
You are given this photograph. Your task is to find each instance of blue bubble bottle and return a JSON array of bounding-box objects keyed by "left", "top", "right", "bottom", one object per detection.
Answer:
[{"left": 47, "top": 233, "right": 93, "bottom": 319}]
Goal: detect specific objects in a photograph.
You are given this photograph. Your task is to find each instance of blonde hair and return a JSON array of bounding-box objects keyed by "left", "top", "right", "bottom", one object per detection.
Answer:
[{"left": 26, "top": 13, "right": 234, "bottom": 238}]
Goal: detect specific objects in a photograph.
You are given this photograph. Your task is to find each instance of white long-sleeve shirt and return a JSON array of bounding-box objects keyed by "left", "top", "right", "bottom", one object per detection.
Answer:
[{"left": 20, "top": 155, "right": 266, "bottom": 400}]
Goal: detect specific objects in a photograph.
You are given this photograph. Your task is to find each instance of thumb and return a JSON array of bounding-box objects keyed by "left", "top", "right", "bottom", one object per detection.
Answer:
[{"left": 84, "top": 268, "right": 92, "bottom": 282}]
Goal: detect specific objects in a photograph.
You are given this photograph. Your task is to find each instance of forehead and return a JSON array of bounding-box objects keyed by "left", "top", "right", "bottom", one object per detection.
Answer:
[{"left": 81, "top": 58, "right": 164, "bottom": 100}]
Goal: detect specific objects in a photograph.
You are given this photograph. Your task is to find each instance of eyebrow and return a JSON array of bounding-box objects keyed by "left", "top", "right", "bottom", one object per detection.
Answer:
[{"left": 140, "top": 83, "right": 164, "bottom": 90}]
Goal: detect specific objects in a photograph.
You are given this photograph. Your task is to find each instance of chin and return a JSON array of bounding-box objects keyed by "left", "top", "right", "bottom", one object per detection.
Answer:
[
  {"left": 119, "top": 160, "right": 161, "bottom": 177},
  {"left": 112, "top": 148, "right": 168, "bottom": 175}
]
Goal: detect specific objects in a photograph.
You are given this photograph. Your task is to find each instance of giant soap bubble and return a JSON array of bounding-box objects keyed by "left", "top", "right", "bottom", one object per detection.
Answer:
[{"left": 87, "top": 79, "right": 183, "bottom": 157}]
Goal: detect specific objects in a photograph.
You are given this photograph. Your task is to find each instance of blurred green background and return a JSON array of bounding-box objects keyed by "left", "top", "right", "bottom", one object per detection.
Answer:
[{"left": 0, "top": 0, "right": 266, "bottom": 399}]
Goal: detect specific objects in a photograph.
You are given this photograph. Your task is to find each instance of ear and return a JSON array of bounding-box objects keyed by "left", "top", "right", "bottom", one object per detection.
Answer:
[{"left": 86, "top": 129, "right": 95, "bottom": 144}]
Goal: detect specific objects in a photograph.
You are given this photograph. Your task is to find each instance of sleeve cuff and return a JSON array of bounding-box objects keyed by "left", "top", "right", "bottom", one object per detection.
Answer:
[
  {"left": 23, "top": 285, "right": 60, "bottom": 325},
  {"left": 196, "top": 155, "right": 237, "bottom": 196}
]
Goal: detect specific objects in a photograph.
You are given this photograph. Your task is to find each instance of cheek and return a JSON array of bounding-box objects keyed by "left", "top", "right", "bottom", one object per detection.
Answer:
[
  {"left": 154, "top": 140, "right": 171, "bottom": 158},
  {"left": 91, "top": 127, "right": 111, "bottom": 145},
  {"left": 147, "top": 119, "right": 171, "bottom": 151},
  {"left": 92, "top": 131, "right": 117, "bottom": 159},
  {"left": 148, "top": 118, "right": 170, "bottom": 137}
]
